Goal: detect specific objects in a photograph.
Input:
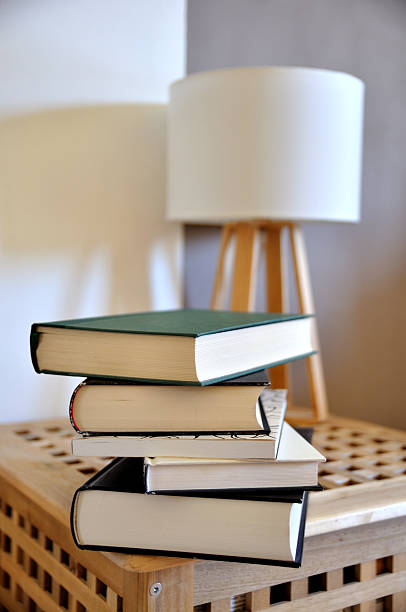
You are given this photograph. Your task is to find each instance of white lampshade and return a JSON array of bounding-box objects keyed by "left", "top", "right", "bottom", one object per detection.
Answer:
[{"left": 167, "top": 66, "right": 364, "bottom": 223}]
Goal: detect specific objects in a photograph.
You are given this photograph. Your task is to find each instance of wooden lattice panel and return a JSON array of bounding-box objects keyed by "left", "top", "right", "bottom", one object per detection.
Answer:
[
  {"left": 193, "top": 554, "right": 406, "bottom": 611},
  {"left": 310, "top": 421, "right": 406, "bottom": 489},
  {"left": 10, "top": 421, "right": 111, "bottom": 479},
  {"left": 0, "top": 415, "right": 406, "bottom": 611},
  {"left": 0, "top": 496, "right": 123, "bottom": 611}
]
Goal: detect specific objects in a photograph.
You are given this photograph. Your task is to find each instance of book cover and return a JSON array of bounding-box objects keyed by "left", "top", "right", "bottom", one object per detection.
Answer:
[{"left": 32, "top": 308, "right": 311, "bottom": 339}]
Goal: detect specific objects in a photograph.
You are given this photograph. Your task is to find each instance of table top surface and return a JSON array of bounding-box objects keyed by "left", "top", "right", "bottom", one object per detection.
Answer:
[{"left": 1, "top": 414, "right": 406, "bottom": 572}]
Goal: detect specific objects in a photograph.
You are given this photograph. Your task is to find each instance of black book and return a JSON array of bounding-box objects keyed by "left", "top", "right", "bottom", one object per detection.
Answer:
[{"left": 71, "top": 457, "right": 309, "bottom": 567}]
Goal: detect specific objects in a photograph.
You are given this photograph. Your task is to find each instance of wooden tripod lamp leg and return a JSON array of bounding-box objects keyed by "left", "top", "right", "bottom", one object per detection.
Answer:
[
  {"left": 211, "top": 224, "right": 233, "bottom": 309},
  {"left": 211, "top": 222, "right": 258, "bottom": 311},
  {"left": 265, "top": 224, "right": 288, "bottom": 390},
  {"left": 230, "top": 223, "right": 257, "bottom": 311},
  {"left": 289, "top": 224, "right": 329, "bottom": 421}
]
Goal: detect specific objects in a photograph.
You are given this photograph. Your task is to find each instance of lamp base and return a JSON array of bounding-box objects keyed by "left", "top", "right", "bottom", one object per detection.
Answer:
[{"left": 210, "top": 220, "right": 328, "bottom": 423}]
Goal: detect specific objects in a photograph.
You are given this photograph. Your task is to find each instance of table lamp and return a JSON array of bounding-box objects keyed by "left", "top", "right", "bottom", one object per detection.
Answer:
[{"left": 167, "top": 66, "right": 364, "bottom": 422}]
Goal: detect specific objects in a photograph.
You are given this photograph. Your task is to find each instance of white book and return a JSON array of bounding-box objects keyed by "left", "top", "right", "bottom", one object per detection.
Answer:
[{"left": 145, "top": 423, "right": 325, "bottom": 492}]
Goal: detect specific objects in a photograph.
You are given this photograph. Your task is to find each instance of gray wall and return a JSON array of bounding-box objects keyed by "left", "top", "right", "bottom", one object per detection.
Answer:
[{"left": 185, "top": 0, "right": 406, "bottom": 428}]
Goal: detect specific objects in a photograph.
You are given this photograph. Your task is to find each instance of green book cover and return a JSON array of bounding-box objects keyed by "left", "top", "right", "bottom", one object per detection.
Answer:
[{"left": 31, "top": 308, "right": 311, "bottom": 337}]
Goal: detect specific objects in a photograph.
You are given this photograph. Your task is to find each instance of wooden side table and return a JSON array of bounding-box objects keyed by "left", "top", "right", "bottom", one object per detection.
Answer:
[{"left": 0, "top": 415, "right": 406, "bottom": 611}]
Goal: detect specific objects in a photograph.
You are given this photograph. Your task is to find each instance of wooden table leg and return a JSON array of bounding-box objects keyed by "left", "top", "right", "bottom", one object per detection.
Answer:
[
  {"left": 124, "top": 563, "right": 194, "bottom": 611},
  {"left": 246, "top": 586, "right": 270, "bottom": 610}
]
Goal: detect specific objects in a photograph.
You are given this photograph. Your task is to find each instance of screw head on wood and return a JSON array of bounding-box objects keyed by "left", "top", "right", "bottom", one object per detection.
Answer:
[{"left": 149, "top": 582, "right": 162, "bottom": 597}]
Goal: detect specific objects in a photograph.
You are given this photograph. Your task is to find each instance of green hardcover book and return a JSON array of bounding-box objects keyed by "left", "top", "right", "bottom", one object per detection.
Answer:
[{"left": 30, "top": 308, "right": 315, "bottom": 385}]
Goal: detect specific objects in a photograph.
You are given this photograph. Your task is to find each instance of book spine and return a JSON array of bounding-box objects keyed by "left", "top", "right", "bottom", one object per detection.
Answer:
[
  {"left": 69, "top": 382, "right": 86, "bottom": 433},
  {"left": 294, "top": 491, "right": 309, "bottom": 565},
  {"left": 29, "top": 325, "right": 41, "bottom": 373},
  {"left": 257, "top": 395, "right": 270, "bottom": 434},
  {"left": 143, "top": 460, "right": 150, "bottom": 492},
  {"left": 70, "top": 489, "right": 82, "bottom": 548}
]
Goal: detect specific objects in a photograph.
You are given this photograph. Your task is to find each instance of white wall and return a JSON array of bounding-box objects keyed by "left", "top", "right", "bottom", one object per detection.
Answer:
[
  {"left": 0, "top": 0, "right": 185, "bottom": 112},
  {"left": 0, "top": 0, "right": 186, "bottom": 422}
]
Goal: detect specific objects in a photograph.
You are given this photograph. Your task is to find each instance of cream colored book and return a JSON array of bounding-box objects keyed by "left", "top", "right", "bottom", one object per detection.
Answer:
[
  {"left": 144, "top": 423, "right": 325, "bottom": 492},
  {"left": 72, "top": 389, "right": 287, "bottom": 459},
  {"left": 69, "top": 371, "right": 269, "bottom": 434}
]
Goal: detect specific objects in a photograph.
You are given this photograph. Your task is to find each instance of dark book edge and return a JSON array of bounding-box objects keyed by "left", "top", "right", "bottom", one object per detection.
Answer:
[
  {"left": 33, "top": 351, "right": 316, "bottom": 385},
  {"left": 257, "top": 394, "right": 270, "bottom": 434},
  {"left": 30, "top": 326, "right": 40, "bottom": 373},
  {"left": 147, "top": 484, "right": 322, "bottom": 498},
  {"left": 74, "top": 428, "right": 274, "bottom": 436},
  {"left": 295, "top": 427, "right": 314, "bottom": 445},
  {"left": 293, "top": 490, "right": 309, "bottom": 565},
  {"left": 82, "top": 370, "right": 269, "bottom": 386},
  {"left": 69, "top": 541, "right": 303, "bottom": 568},
  {"left": 74, "top": 456, "right": 125, "bottom": 490}
]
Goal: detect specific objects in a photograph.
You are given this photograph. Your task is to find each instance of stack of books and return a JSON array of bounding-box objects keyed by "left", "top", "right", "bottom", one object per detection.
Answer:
[{"left": 30, "top": 308, "right": 325, "bottom": 567}]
